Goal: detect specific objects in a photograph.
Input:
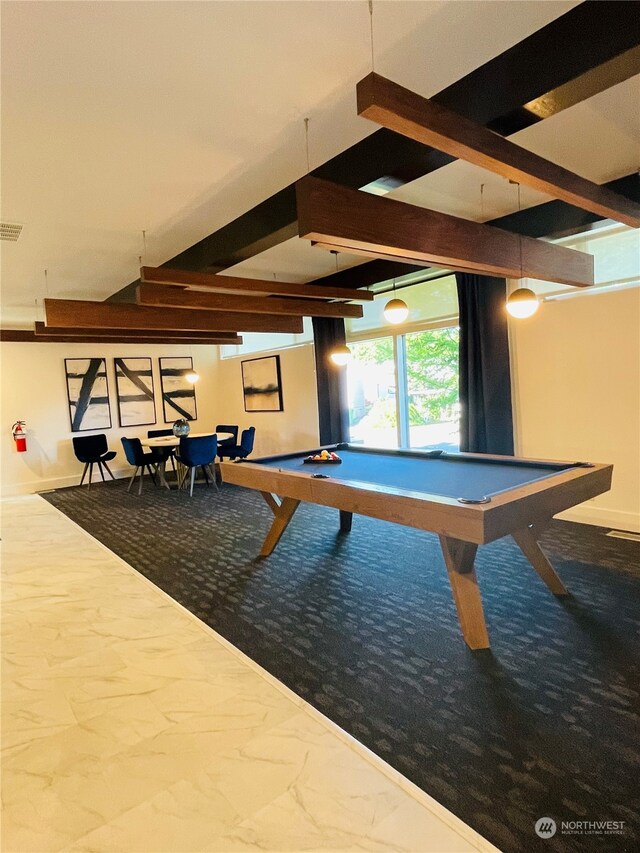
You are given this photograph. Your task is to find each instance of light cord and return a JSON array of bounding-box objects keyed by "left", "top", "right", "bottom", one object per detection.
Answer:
[
  {"left": 304, "top": 117, "right": 310, "bottom": 173},
  {"left": 368, "top": 1, "right": 375, "bottom": 71}
]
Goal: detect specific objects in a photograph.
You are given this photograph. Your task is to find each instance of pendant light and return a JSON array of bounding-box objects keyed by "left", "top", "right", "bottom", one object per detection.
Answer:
[
  {"left": 185, "top": 344, "right": 200, "bottom": 383},
  {"left": 326, "top": 248, "right": 352, "bottom": 365},
  {"left": 506, "top": 287, "right": 540, "bottom": 318},
  {"left": 370, "top": 0, "right": 407, "bottom": 329},
  {"left": 383, "top": 278, "right": 409, "bottom": 324},
  {"left": 330, "top": 344, "right": 352, "bottom": 366},
  {"left": 505, "top": 182, "right": 539, "bottom": 319}
]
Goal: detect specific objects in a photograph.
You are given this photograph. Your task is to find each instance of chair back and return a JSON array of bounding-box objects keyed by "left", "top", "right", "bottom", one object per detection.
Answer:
[
  {"left": 147, "top": 428, "right": 173, "bottom": 438},
  {"left": 240, "top": 426, "right": 256, "bottom": 456},
  {"left": 215, "top": 424, "right": 238, "bottom": 443},
  {"left": 178, "top": 434, "right": 217, "bottom": 467},
  {"left": 121, "top": 437, "right": 145, "bottom": 466},
  {"left": 73, "top": 433, "right": 109, "bottom": 462}
]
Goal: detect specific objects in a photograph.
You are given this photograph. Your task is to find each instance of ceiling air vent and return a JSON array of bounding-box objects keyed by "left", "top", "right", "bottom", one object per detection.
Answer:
[{"left": 1, "top": 222, "right": 23, "bottom": 242}]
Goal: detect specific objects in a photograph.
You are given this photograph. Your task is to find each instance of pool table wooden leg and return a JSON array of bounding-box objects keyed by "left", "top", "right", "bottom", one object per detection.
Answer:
[
  {"left": 339, "top": 511, "right": 353, "bottom": 533},
  {"left": 259, "top": 493, "right": 301, "bottom": 557},
  {"left": 512, "top": 525, "right": 568, "bottom": 596},
  {"left": 439, "top": 535, "right": 490, "bottom": 650}
]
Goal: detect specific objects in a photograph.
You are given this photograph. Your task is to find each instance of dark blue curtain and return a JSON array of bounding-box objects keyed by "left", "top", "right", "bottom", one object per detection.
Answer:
[
  {"left": 455, "top": 273, "right": 514, "bottom": 455},
  {"left": 312, "top": 317, "right": 349, "bottom": 445}
]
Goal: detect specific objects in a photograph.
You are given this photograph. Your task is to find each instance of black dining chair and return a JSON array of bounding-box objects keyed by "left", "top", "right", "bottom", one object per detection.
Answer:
[
  {"left": 175, "top": 434, "right": 218, "bottom": 497},
  {"left": 217, "top": 426, "right": 255, "bottom": 461},
  {"left": 72, "top": 434, "right": 117, "bottom": 489},
  {"left": 121, "top": 437, "right": 158, "bottom": 495},
  {"left": 215, "top": 424, "right": 238, "bottom": 450},
  {"left": 147, "top": 428, "right": 177, "bottom": 475}
]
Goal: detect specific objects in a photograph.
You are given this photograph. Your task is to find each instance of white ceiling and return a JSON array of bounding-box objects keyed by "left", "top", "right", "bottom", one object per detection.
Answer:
[{"left": 3, "top": 0, "right": 637, "bottom": 328}]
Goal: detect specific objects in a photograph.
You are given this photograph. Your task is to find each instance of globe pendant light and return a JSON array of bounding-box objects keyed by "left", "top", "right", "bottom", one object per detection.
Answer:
[
  {"left": 505, "top": 182, "right": 539, "bottom": 320},
  {"left": 384, "top": 297, "right": 409, "bottom": 324},
  {"left": 383, "top": 279, "right": 409, "bottom": 324},
  {"left": 185, "top": 345, "right": 200, "bottom": 383},
  {"left": 506, "top": 287, "right": 539, "bottom": 319},
  {"left": 330, "top": 344, "right": 352, "bottom": 366}
]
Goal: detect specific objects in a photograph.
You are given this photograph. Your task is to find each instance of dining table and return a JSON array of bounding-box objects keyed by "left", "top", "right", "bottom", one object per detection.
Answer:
[{"left": 141, "top": 431, "right": 234, "bottom": 489}]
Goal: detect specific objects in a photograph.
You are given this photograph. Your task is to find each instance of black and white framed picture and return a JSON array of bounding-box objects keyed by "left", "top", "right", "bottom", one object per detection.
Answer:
[
  {"left": 65, "top": 358, "right": 112, "bottom": 432},
  {"left": 241, "top": 355, "right": 283, "bottom": 412},
  {"left": 114, "top": 357, "right": 156, "bottom": 427},
  {"left": 159, "top": 357, "right": 198, "bottom": 422}
]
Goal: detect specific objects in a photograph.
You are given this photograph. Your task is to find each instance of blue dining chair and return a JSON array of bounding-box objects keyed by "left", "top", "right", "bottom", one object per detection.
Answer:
[
  {"left": 121, "top": 437, "right": 158, "bottom": 495},
  {"left": 215, "top": 424, "right": 238, "bottom": 449},
  {"left": 217, "top": 426, "right": 255, "bottom": 461},
  {"left": 72, "top": 434, "right": 117, "bottom": 489},
  {"left": 176, "top": 434, "right": 218, "bottom": 497}
]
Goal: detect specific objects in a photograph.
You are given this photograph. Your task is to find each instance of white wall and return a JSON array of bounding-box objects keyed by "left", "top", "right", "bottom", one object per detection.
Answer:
[
  {"left": 0, "top": 339, "right": 320, "bottom": 496},
  {"left": 510, "top": 286, "right": 640, "bottom": 532},
  {"left": 0, "top": 342, "right": 219, "bottom": 495},
  {"left": 210, "top": 344, "right": 320, "bottom": 458},
  {"left": 4, "top": 297, "right": 637, "bottom": 534}
]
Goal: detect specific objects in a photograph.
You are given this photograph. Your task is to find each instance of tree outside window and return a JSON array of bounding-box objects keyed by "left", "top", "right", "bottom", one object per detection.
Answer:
[{"left": 347, "top": 327, "right": 459, "bottom": 450}]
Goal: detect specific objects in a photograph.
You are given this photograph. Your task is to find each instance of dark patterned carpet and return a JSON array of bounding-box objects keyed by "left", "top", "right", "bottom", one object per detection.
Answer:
[{"left": 44, "top": 479, "right": 640, "bottom": 853}]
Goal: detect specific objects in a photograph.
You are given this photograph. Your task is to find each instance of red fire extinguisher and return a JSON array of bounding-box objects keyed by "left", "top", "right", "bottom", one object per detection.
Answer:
[{"left": 12, "top": 421, "right": 27, "bottom": 453}]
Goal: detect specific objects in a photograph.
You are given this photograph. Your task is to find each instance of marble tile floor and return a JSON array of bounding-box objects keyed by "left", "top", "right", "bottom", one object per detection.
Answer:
[{"left": 1, "top": 495, "right": 499, "bottom": 853}]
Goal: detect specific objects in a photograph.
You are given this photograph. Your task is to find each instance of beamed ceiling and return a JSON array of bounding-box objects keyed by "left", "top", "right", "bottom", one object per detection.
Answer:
[{"left": 2, "top": 1, "right": 639, "bottom": 329}]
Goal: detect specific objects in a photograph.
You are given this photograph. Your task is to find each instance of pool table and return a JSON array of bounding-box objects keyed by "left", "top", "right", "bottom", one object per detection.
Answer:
[{"left": 219, "top": 444, "right": 613, "bottom": 650}]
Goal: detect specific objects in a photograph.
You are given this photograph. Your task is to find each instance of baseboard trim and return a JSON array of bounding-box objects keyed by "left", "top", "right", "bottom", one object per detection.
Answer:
[
  {"left": 556, "top": 505, "right": 640, "bottom": 534},
  {"left": 1, "top": 467, "right": 131, "bottom": 497}
]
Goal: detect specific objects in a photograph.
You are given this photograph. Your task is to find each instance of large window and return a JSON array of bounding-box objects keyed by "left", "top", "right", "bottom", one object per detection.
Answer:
[
  {"left": 346, "top": 275, "right": 460, "bottom": 450},
  {"left": 220, "top": 317, "right": 313, "bottom": 359},
  {"left": 405, "top": 327, "right": 459, "bottom": 450},
  {"left": 346, "top": 327, "right": 459, "bottom": 450},
  {"left": 346, "top": 337, "right": 397, "bottom": 448},
  {"left": 514, "top": 223, "right": 640, "bottom": 301}
]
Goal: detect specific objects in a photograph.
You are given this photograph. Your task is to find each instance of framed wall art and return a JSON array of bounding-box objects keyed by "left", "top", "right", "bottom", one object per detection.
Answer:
[
  {"left": 159, "top": 356, "right": 198, "bottom": 422},
  {"left": 241, "top": 355, "right": 283, "bottom": 412},
  {"left": 114, "top": 357, "right": 156, "bottom": 427},
  {"left": 65, "top": 358, "right": 112, "bottom": 432}
]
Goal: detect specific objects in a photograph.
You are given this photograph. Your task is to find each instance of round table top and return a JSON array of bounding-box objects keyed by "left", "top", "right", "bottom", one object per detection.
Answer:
[{"left": 142, "top": 431, "right": 234, "bottom": 448}]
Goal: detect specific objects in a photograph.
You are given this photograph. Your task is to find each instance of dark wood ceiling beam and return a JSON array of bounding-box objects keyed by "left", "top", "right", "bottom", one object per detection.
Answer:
[
  {"left": 107, "top": 2, "right": 640, "bottom": 303},
  {"left": 2, "top": 327, "right": 240, "bottom": 345},
  {"left": 442, "top": 3, "right": 640, "bottom": 130},
  {"left": 357, "top": 72, "right": 640, "bottom": 228},
  {"left": 311, "top": 172, "right": 640, "bottom": 289},
  {"left": 521, "top": 44, "right": 640, "bottom": 122},
  {"left": 489, "top": 173, "right": 640, "bottom": 238},
  {"left": 44, "top": 300, "right": 304, "bottom": 334},
  {"left": 140, "top": 266, "right": 373, "bottom": 301},
  {"left": 313, "top": 260, "right": 426, "bottom": 290},
  {"left": 137, "top": 283, "right": 363, "bottom": 319},
  {"left": 296, "top": 176, "right": 594, "bottom": 287},
  {"left": 312, "top": 241, "right": 494, "bottom": 277},
  {"left": 34, "top": 321, "right": 241, "bottom": 342}
]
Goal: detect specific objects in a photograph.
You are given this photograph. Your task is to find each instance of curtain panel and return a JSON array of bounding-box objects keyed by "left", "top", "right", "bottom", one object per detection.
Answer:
[
  {"left": 312, "top": 317, "right": 349, "bottom": 445},
  {"left": 455, "top": 273, "right": 514, "bottom": 455}
]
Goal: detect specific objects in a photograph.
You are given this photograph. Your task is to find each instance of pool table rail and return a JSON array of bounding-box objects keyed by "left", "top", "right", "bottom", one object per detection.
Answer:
[
  {"left": 219, "top": 452, "right": 612, "bottom": 546},
  {"left": 479, "top": 460, "right": 612, "bottom": 543},
  {"left": 219, "top": 449, "right": 613, "bottom": 650}
]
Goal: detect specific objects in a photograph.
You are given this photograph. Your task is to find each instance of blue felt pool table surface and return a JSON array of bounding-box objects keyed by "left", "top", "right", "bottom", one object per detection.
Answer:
[{"left": 258, "top": 446, "right": 580, "bottom": 503}]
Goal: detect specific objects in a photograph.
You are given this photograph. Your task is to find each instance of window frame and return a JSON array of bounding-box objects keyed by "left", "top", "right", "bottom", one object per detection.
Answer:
[{"left": 346, "top": 316, "right": 460, "bottom": 451}]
